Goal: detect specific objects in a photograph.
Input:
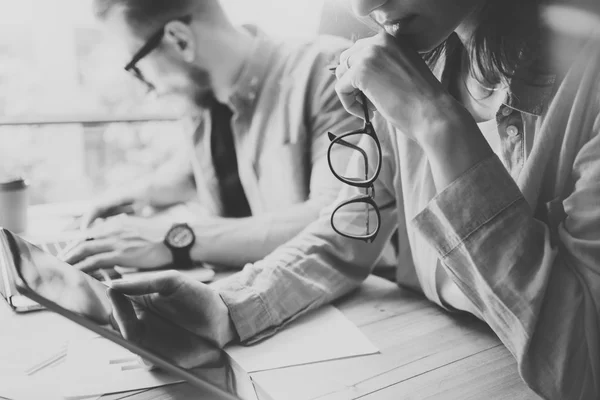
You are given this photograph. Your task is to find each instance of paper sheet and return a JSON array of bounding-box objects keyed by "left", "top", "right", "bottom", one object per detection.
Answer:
[
  {"left": 0, "top": 374, "right": 100, "bottom": 400},
  {"left": 0, "top": 338, "right": 66, "bottom": 376},
  {"left": 225, "top": 306, "right": 379, "bottom": 373},
  {"left": 61, "top": 337, "right": 183, "bottom": 399}
]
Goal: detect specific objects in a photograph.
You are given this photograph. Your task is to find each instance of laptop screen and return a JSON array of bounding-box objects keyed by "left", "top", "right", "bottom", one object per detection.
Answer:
[{"left": 1, "top": 229, "right": 240, "bottom": 399}]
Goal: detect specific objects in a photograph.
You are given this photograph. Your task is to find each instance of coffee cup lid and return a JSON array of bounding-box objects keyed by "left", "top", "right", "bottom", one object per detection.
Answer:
[{"left": 0, "top": 177, "right": 28, "bottom": 191}]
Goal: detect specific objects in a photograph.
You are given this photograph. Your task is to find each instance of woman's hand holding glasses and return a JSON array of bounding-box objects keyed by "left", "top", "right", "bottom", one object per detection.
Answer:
[{"left": 333, "top": 32, "right": 459, "bottom": 148}]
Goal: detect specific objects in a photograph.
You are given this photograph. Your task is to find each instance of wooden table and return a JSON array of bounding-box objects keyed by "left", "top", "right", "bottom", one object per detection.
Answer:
[
  {"left": 249, "top": 277, "right": 539, "bottom": 400},
  {"left": 3, "top": 204, "right": 541, "bottom": 399},
  {"left": 1, "top": 274, "right": 540, "bottom": 400}
]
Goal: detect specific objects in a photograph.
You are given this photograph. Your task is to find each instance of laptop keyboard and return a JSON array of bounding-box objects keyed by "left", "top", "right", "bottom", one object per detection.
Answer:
[
  {"left": 35, "top": 239, "right": 121, "bottom": 282},
  {"left": 88, "top": 268, "right": 122, "bottom": 282},
  {"left": 37, "top": 240, "right": 70, "bottom": 258}
]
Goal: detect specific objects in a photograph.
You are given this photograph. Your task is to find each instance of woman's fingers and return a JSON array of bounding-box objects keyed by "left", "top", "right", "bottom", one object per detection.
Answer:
[
  {"left": 338, "top": 36, "right": 374, "bottom": 71},
  {"left": 335, "top": 63, "right": 376, "bottom": 120},
  {"left": 107, "top": 288, "right": 144, "bottom": 342},
  {"left": 109, "top": 271, "right": 183, "bottom": 296}
]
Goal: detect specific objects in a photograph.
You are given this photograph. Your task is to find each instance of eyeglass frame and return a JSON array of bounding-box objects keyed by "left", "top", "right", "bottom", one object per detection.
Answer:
[
  {"left": 124, "top": 15, "right": 193, "bottom": 92},
  {"left": 327, "top": 92, "right": 383, "bottom": 243}
]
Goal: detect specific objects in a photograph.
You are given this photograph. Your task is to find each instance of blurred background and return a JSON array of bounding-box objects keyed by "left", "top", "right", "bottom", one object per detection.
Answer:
[{"left": 0, "top": 0, "right": 372, "bottom": 205}]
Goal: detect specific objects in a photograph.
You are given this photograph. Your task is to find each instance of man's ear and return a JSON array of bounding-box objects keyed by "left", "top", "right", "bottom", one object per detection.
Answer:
[{"left": 163, "top": 20, "right": 196, "bottom": 63}]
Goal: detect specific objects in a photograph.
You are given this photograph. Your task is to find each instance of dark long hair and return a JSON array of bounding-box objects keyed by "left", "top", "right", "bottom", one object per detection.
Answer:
[{"left": 423, "top": 0, "right": 545, "bottom": 87}]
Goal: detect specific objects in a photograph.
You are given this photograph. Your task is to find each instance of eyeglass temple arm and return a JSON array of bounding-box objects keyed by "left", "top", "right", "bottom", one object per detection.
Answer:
[
  {"left": 360, "top": 92, "right": 370, "bottom": 124},
  {"left": 125, "top": 15, "right": 193, "bottom": 71}
]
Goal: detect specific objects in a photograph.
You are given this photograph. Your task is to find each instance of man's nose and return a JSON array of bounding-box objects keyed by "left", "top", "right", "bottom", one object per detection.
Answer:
[{"left": 349, "top": 0, "right": 389, "bottom": 17}]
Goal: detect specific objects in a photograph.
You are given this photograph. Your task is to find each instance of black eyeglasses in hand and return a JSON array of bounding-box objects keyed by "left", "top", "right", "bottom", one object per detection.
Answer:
[{"left": 327, "top": 92, "right": 383, "bottom": 243}]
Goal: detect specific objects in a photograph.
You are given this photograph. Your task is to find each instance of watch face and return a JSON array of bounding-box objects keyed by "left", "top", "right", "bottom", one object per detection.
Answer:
[{"left": 167, "top": 225, "right": 194, "bottom": 249}]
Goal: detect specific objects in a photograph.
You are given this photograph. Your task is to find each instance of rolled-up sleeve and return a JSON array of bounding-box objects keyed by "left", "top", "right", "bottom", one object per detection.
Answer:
[
  {"left": 413, "top": 134, "right": 600, "bottom": 400},
  {"left": 216, "top": 121, "right": 400, "bottom": 343}
]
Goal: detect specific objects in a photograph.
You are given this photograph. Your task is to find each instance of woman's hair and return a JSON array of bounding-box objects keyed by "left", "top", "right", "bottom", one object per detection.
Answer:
[{"left": 423, "top": 0, "right": 545, "bottom": 87}]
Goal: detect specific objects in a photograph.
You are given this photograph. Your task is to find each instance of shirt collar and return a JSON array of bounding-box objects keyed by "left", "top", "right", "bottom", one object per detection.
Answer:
[
  {"left": 226, "top": 25, "right": 276, "bottom": 115},
  {"left": 505, "top": 58, "right": 557, "bottom": 116},
  {"left": 437, "top": 33, "right": 557, "bottom": 117}
]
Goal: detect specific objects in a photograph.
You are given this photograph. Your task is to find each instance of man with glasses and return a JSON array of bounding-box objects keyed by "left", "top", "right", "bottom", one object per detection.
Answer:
[{"left": 65, "top": 0, "right": 368, "bottom": 272}]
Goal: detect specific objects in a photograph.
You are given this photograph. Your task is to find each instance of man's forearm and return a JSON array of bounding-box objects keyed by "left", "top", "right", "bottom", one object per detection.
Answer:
[
  {"left": 143, "top": 175, "right": 196, "bottom": 208},
  {"left": 127, "top": 160, "right": 196, "bottom": 209},
  {"left": 190, "top": 201, "right": 323, "bottom": 267}
]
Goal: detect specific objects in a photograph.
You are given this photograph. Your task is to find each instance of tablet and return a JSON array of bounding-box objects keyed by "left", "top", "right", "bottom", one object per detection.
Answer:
[{"left": 0, "top": 228, "right": 241, "bottom": 400}]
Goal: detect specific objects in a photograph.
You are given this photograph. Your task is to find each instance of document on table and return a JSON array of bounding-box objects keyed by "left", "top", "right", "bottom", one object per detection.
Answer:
[
  {"left": 60, "top": 337, "right": 183, "bottom": 399},
  {"left": 0, "top": 338, "right": 66, "bottom": 377},
  {"left": 225, "top": 305, "right": 379, "bottom": 373},
  {"left": 0, "top": 374, "right": 101, "bottom": 400}
]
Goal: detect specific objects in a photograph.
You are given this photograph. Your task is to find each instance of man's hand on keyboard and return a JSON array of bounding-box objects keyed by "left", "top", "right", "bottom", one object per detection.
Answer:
[
  {"left": 63, "top": 216, "right": 173, "bottom": 272},
  {"left": 80, "top": 192, "right": 136, "bottom": 230}
]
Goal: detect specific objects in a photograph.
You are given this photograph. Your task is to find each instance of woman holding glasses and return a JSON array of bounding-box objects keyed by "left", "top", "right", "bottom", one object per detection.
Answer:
[{"left": 111, "top": 0, "right": 600, "bottom": 398}]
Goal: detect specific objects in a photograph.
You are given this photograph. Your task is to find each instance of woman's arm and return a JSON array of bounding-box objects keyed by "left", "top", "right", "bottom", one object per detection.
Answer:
[{"left": 414, "top": 109, "right": 600, "bottom": 399}]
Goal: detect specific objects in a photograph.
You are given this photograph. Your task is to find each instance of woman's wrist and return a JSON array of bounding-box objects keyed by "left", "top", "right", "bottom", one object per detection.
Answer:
[
  {"left": 418, "top": 97, "right": 484, "bottom": 154},
  {"left": 414, "top": 95, "right": 466, "bottom": 148},
  {"left": 417, "top": 98, "right": 494, "bottom": 189}
]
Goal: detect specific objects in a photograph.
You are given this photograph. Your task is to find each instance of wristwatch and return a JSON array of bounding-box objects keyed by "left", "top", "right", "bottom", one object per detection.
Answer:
[{"left": 163, "top": 223, "right": 196, "bottom": 269}]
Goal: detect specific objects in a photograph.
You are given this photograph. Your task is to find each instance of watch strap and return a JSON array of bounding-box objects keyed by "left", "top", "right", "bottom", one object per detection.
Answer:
[{"left": 171, "top": 248, "right": 194, "bottom": 269}]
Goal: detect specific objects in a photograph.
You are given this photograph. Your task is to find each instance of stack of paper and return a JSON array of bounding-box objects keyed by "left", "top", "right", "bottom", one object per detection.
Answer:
[
  {"left": 0, "top": 374, "right": 101, "bottom": 400},
  {"left": 225, "top": 305, "right": 379, "bottom": 372},
  {"left": 60, "top": 337, "right": 183, "bottom": 399},
  {"left": 50, "top": 305, "right": 378, "bottom": 400},
  {"left": 0, "top": 338, "right": 66, "bottom": 377},
  {"left": 0, "top": 337, "right": 101, "bottom": 400}
]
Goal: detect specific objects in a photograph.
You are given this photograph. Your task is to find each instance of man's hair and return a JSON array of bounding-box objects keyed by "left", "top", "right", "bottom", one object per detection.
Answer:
[
  {"left": 93, "top": 0, "right": 223, "bottom": 34},
  {"left": 424, "top": 0, "right": 547, "bottom": 87}
]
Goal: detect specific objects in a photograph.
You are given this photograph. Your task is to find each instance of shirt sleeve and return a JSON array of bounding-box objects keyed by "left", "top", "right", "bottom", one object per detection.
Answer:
[
  {"left": 412, "top": 113, "right": 600, "bottom": 399},
  {"left": 215, "top": 119, "right": 399, "bottom": 344}
]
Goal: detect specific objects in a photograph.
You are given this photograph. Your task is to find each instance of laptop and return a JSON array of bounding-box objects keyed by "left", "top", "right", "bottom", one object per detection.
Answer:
[{"left": 0, "top": 228, "right": 241, "bottom": 400}]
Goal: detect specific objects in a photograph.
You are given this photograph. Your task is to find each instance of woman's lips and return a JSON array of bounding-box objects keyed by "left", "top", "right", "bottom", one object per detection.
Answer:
[{"left": 380, "top": 15, "right": 418, "bottom": 36}]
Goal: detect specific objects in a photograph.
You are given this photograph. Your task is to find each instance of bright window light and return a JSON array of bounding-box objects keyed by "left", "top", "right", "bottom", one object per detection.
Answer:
[{"left": 221, "top": 0, "right": 325, "bottom": 39}]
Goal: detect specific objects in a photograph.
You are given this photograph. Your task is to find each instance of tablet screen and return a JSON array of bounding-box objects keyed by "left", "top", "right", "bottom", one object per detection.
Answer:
[{"left": 2, "top": 229, "right": 240, "bottom": 399}]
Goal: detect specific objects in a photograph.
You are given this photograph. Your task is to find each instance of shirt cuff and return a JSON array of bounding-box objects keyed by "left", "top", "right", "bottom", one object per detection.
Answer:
[
  {"left": 217, "top": 278, "right": 273, "bottom": 343},
  {"left": 412, "top": 155, "right": 524, "bottom": 257}
]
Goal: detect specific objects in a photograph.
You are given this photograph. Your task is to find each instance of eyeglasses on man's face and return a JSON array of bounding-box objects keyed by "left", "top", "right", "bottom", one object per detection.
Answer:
[
  {"left": 327, "top": 92, "right": 383, "bottom": 243},
  {"left": 124, "top": 15, "right": 193, "bottom": 93}
]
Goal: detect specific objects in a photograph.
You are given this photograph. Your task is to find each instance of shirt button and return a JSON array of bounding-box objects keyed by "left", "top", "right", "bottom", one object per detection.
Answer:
[
  {"left": 501, "top": 107, "right": 513, "bottom": 117},
  {"left": 506, "top": 125, "right": 520, "bottom": 137}
]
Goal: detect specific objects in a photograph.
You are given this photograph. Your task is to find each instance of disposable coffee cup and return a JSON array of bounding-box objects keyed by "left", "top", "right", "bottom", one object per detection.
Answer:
[{"left": 0, "top": 177, "right": 29, "bottom": 233}]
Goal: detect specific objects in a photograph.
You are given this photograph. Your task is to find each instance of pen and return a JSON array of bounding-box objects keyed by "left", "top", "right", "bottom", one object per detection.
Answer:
[{"left": 26, "top": 346, "right": 67, "bottom": 376}]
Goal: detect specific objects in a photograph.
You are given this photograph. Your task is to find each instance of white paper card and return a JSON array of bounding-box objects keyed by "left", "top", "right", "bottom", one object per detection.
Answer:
[
  {"left": 61, "top": 337, "right": 183, "bottom": 399},
  {"left": 0, "top": 374, "right": 101, "bottom": 400},
  {"left": 225, "top": 306, "right": 379, "bottom": 373},
  {"left": 0, "top": 338, "right": 65, "bottom": 376}
]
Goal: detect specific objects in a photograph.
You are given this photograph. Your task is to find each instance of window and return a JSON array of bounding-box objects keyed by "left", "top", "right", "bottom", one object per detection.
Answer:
[{"left": 0, "top": 0, "right": 324, "bottom": 205}]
